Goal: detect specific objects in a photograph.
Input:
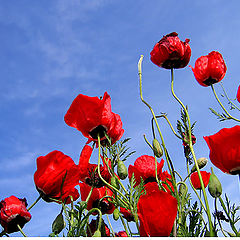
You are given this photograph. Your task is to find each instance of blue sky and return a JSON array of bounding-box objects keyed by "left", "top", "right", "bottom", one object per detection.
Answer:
[{"left": 0, "top": 0, "right": 240, "bottom": 236}]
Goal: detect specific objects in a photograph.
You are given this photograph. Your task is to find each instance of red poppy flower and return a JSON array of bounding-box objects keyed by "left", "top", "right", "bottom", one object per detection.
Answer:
[
  {"left": 64, "top": 92, "right": 124, "bottom": 145},
  {"left": 78, "top": 145, "right": 111, "bottom": 187},
  {"left": 128, "top": 155, "right": 164, "bottom": 186},
  {"left": 87, "top": 219, "right": 110, "bottom": 237},
  {"left": 204, "top": 126, "right": 240, "bottom": 174},
  {"left": 79, "top": 182, "right": 115, "bottom": 215},
  {"left": 137, "top": 182, "right": 178, "bottom": 236},
  {"left": 115, "top": 231, "right": 128, "bottom": 237},
  {"left": 190, "top": 51, "right": 227, "bottom": 87},
  {"left": 120, "top": 207, "right": 134, "bottom": 222},
  {"left": 190, "top": 171, "right": 211, "bottom": 189},
  {"left": 237, "top": 85, "right": 240, "bottom": 103},
  {"left": 34, "top": 150, "right": 80, "bottom": 204},
  {"left": 150, "top": 32, "right": 191, "bottom": 69},
  {"left": 0, "top": 196, "right": 31, "bottom": 233}
]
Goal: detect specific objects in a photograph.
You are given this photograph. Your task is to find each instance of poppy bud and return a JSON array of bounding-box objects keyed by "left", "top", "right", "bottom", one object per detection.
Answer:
[
  {"left": 113, "top": 208, "right": 120, "bottom": 221},
  {"left": 52, "top": 213, "right": 65, "bottom": 234},
  {"left": 178, "top": 183, "right": 187, "bottom": 198},
  {"left": 110, "top": 176, "right": 120, "bottom": 190},
  {"left": 191, "top": 157, "right": 208, "bottom": 173},
  {"left": 152, "top": 139, "right": 163, "bottom": 158},
  {"left": 117, "top": 160, "right": 128, "bottom": 180},
  {"left": 93, "top": 229, "right": 101, "bottom": 237},
  {"left": 208, "top": 168, "right": 222, "bottom": 198}
]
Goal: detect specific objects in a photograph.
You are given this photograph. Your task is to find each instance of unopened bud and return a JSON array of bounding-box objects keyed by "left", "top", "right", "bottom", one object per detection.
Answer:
[
  {"left": 52, "top": 213, "right": 65, "bottom": 234},
  {"left": 111, "top": 176, "right": 120, "bottom": 190},
  {"left": 117, "top": 160, "right": 128, "bottom": 180},
  {"left": 113, "top": 208, "right": 120, "bottom": 221},
  {"left": 191, "top": 157, "right": 208, "bottom": 173},
  {"left": 152, "top": 139, "right": 163, "bottom": 158},
  {"left": 93, "top": 229, "right": 101, "bottom": 237},
  {"left": 208, "top": 168, "right": 222, "bottom": 198},
  {"left": 178, "top": 183, "right": 188, "bottom": 198}
]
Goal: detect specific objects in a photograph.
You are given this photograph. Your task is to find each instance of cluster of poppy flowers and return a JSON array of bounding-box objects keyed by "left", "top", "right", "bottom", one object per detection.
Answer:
[{"left": 1, "top": 31, "right": 240, "bottom": 237}]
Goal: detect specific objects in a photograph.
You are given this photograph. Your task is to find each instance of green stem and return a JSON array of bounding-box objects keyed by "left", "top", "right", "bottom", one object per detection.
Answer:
[
  {"left": 215, "top": 198, "right": 227, "bottom": 237},
  {"left": 106, "top": 214, "right": 115, "bottom": 237},
  {"left": 220, "top": 83, "right": 240, "bottom": 112},
  {"left": 17, "top": 224, "right": 27, "bottom": 237},
  {"left": 152, "top": 115, "right": 182, "bottom": 139},
  {"left": 138, "top": 55, "right": 179, "bottom": 202},
  {"left": 97, "top": 135, "right": 129, "bottom": 205},
  {"left": 171, "top": 68, "right": 213, "bottom": 235},
  {"left": 27, "top": 195, "right": 42, "bottom": 211},
  {"left": 119, "top": 214, "right": 131, "bottom": 237},
  {"left": 211, "top": 84, "right": 240, "bottom": 122},
  {"left": 219, "top": 196, "right": 240, "bottom": 236}
]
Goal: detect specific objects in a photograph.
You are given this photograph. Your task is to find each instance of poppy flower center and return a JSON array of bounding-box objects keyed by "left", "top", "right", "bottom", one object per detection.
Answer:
[
  {"left": 203, "top": 77, "right": 218, "bottom": 86},
  {"left": 6, "top": 215, "right": 28, "bottom": 233},
  {"left": 144, "top": 177, "right": 157, "bottom": 184},
  {"left": 85, "top": 168, "right": 105, "bottom": 188},
  {"left": 162, "top": 59, "right": 184, "bottom": 69},
  {"left": 89, "top": 125, "right": 107, "bottom": 139}
]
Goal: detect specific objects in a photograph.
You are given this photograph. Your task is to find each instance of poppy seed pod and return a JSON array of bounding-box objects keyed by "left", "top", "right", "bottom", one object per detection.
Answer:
[
  {"left": 208, "top": 168, "right": 222, "bottom": 198},
  {"left": 117, "top": 160, "right": 128, "bottom": 180},
  {"left": 152, "top": 139, "right": 163, "bottom": 158},
  {"left": 191, "top": 157, "right": 208, "bottom": 173}
]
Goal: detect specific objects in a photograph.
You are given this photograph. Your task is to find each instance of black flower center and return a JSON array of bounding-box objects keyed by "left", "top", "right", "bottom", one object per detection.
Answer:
[
  {"left": 89, "top": 125, "right": 107, "bottom": 139},
  {"left": 92, "top": 199, "right": 110, "bottom": 214},
  {"left": 203, "top": 77, "right": 218, "bottom": 86}
]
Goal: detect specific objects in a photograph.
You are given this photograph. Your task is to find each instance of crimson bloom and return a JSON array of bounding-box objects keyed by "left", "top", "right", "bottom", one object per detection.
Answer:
[
  {"left": 78, "top": 145, "right": 111, "bottom": 187},
  {"left": 128, "top": 155, "right": 164, "bottom": 185},
  {"left": 79, "top": 182, "right": 115, "bottom": 215},
  {"left": 236, "top": 85, "right": 240, "bottom": 103},
  {"left": 128, "top": 155, "right": 173, "bottom": 192},
  {"left": 137, "top": 182, "right": 178, "bottom": 236},
  {"left": 64, "top": 92, "right": 124, "bottom": 145},
  {"left": 34, "top": 150, "right": 80, "bottom": 204},
  {"left": 0, "top": 196, "right": 31, "bottom": 233},
  {"left": 190, "top": 51, "right": 227, "bottom": 87},
  {"left": 204, "top": 126, "right": 240, "bottom": 174},
  {"left": 190, "top": 171, "right": 211, "bottom": 190},
  {"left": 150, "top": 32, "right": 191, "bottom": 69}
]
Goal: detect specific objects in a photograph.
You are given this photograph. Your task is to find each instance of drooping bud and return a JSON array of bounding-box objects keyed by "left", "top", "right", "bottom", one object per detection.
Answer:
[
  {"left": 52, "top": 213, "right": 65, "bottom": 234},
  {"left": 152, "top": 139, "right": 163, "bottom": 158},
  {"left": 208, "top": 167, "right": 222, "bottom": 198},
  {"left": 113, "top": 208, "right": 120, "bottom": 221},
  {"left": 117, "top": 160, "right": 128, "bottom": 180},
  {"left": 191, "top": 157, "right": 208, "bottom": 173},
  {"left": 110, "top": 176, "right": 120, "bottom": 190},
  {"left": 93, "top": 229, "right": 101, "bottom": 237}
]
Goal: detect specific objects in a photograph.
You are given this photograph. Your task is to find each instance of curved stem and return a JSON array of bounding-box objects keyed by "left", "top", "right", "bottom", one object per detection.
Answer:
[
  {"left": 211, "top": 84, "right": 240, "bottom": 122},
  {"left": 171, "top": 68, "right": 213, "bottom": 235},
  {"left": 220, "top": 83, "right": 240, "bottom": 112},
  {"left": 97, "top": 135, "right": 129, "bottom": 205},
  {"left": 152, "top": 115, "right": 182, "bottom": 139},
  {"left": 138, "top": 55, "right": 179, "bottom": 202},
  {"left": 17, "top": 224, "right": 27, "bottom": 237},
  {"left": 27, "top": 195, "right": 42, "bottom": 211}
]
